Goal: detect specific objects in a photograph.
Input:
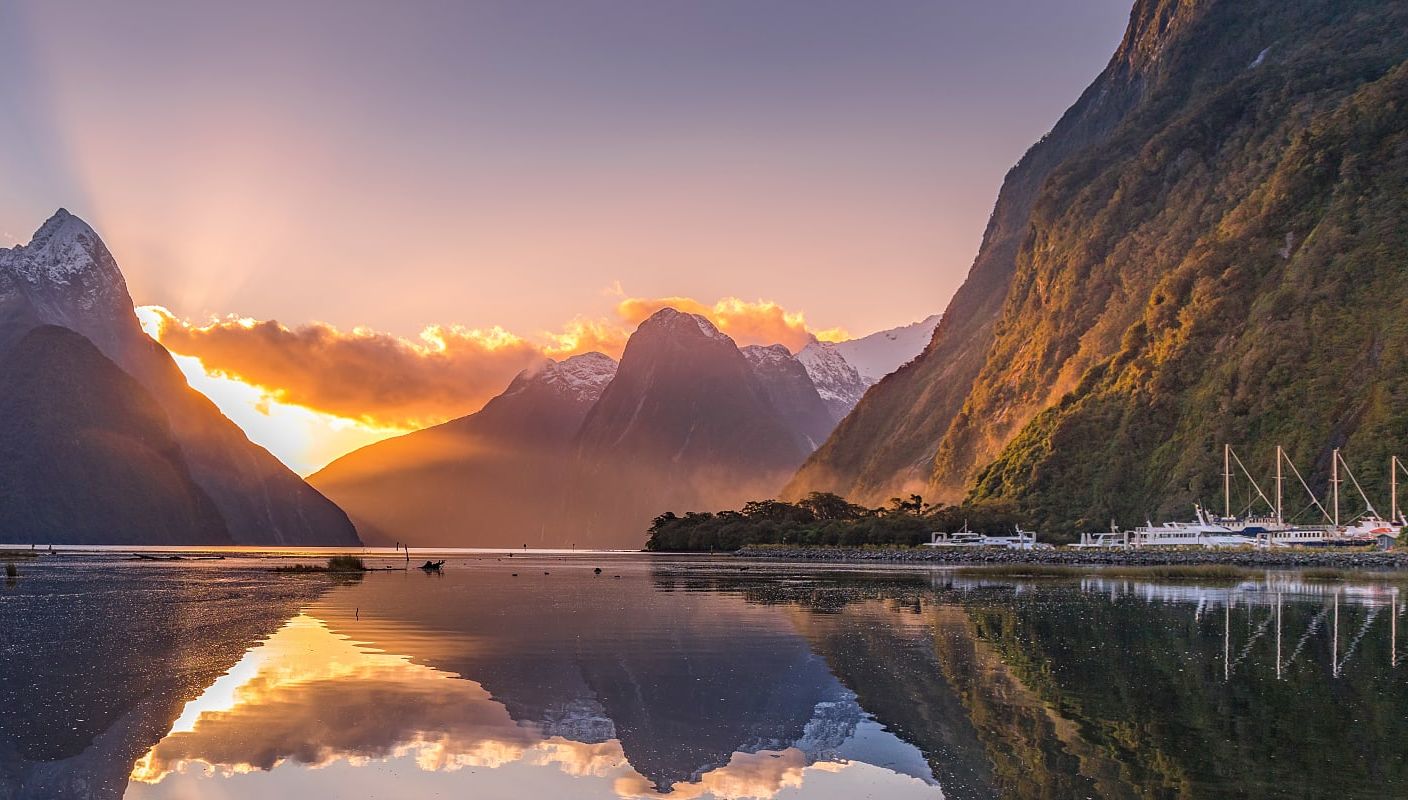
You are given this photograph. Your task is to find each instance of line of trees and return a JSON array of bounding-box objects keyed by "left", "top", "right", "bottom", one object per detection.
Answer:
[{"left": 644, "top": 492, "right": 1028, "bottom": 551}]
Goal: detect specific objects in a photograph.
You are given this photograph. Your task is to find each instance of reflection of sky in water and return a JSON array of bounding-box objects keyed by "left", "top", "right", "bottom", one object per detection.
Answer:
[{"left": 125, "top": 613, "right": 941, "bottom": 799}]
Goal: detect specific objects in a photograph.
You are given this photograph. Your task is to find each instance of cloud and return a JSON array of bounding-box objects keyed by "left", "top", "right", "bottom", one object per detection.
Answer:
[
  {"left": 141, "top": 306, "right": 551, "bottom": 429},
  {"left": 139, "top": 294, "right": 849, "bottom": 434},
  {"left": 616, "top": 296, "right": 847, "bottom": 352}
]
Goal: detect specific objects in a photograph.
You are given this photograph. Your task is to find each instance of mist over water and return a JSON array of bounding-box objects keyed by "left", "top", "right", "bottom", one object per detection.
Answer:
[{"left": 0, "top": 553, "right": 1403, "bottom": 799}]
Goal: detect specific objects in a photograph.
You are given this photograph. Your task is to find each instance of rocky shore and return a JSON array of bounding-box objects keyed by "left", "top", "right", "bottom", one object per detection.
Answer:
[{"left": 733, "top": 545, "right": 1408, "bottom": 570}]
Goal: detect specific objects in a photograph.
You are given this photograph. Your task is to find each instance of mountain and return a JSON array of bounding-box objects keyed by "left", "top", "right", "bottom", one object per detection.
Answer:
[
  {"left": 315, "top": 310, "right": 843, "bottom": 549},
  {"left": 310, "top": 352, "right": 617, "bottom": 547},
  {"left": 795, "top": 340, "right": 873, "bottom": 423},
  {"left": 0, "top": 210, "right": 359, "bottom": 546},
  {"left": 828, "top": 314, "right": 941, "bottom": 383},
  {"left": 796, "top": 316, "right": 940, "bottom": 422},
  {"left": 740, "top": 344, "right": 836, "bottom": 448},
  {"left": 0, "top": 326, "right": 230, "bottom": 545},
  {"left": 570, "top": 309, "right": 815, "bottom": 546},
  {"left": 791, "top": 0, "right": 1408, "bottom": 535}
]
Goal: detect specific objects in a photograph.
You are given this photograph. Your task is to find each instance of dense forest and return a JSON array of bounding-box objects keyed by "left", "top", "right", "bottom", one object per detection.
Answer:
[{"left": 644, "top": 492, "right": 1025, "bottom": 551}]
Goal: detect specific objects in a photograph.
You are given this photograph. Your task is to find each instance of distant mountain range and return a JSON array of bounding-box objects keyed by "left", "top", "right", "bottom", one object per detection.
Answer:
[
  {"left": 0, "top": 210, "right": 358, "bottom": 546},
  {"left": 313, "top": 309, "right": 935, "bottom": 548},
  {"left": 789, "top": 0, "right": 1408, "bottom": 535}
]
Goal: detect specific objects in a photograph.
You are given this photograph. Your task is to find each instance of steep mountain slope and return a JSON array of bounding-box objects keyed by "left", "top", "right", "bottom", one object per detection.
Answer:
[
  {"left": 740, "top": 344, "right": 836, "bottom": 448},
  {"left": 793, "top": 0, "right": 1408, "bottom": 533},
  {"left": 0, "top": 326, "right": 230, "bottom": 545},
  {"left": 310, "top": 353, "right": 617, "bottom": 547},
  {"left": 787, "top": 0, "right": 1153, "bottom": 505},
  {"left": 0, "top": 210, "right": 358, "bottom": 545},
  {"left": 571, "top": 309, "right": 813, "bottom": 545}
]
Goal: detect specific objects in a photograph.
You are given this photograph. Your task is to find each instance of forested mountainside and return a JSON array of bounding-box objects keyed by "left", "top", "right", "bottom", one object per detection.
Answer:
[{"left": 792, "top": 0, "right": 1408, "bottom": 535}]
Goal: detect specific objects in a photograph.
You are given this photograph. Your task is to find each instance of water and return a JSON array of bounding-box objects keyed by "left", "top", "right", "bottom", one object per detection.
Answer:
[{"left": 1, "top": 552, "right": 1404, "bottom": 799}]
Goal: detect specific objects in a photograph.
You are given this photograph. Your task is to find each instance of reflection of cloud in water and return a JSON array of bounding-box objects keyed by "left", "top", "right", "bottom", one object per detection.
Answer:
[{"left": 129, "top": 614, "right": 940, "bottom": 800}]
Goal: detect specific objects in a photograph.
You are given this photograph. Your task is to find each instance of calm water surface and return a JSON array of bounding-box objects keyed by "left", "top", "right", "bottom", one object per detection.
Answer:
[{"left": 0, "top": 552, "right": 1403, "bottom": 799}]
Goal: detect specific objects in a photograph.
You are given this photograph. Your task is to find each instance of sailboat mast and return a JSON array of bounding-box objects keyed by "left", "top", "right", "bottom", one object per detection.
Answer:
[
  {"left": 1332, "top": 448, "right": 1340, "bottom": 528},
  {"left": 1275, "top": 446, "right": 1284, "bottom": 525},
  {"left": 1394, "top": 456, "right": 1400, "bottom": 525},
  {"left": 1224, "top": 444, "right": 1231, "bottom": 519}
]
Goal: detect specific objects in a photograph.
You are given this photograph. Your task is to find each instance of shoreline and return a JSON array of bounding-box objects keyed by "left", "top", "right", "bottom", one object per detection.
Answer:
[{"left": 731, "top": 545, "right": 1408, "bottom": 570}]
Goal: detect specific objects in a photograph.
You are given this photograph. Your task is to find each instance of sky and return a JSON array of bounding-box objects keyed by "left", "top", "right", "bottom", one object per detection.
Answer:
[{"left": 0, "top": 0, "right": 1133, "bottom": 472}]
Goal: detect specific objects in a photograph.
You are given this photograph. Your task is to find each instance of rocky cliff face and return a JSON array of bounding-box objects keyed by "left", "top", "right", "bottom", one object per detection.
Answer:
[
  {"left": 0, "top": 210, "right": 359, "bottom": 546},
  {"left": 791, "top": 0, "right": 1408, "bottom": 534}
]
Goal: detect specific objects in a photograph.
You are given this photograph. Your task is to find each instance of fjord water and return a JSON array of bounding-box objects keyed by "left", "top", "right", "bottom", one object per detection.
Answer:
[{"left": 1, "top": 554, "right": 1404, "bottom": 799}]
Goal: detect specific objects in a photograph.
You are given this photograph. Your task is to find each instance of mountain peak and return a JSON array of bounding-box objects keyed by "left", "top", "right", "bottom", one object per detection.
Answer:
[
  {"left": 3, "top": 208, "right": 117, "bottom": 290},
  {"left": 639, "top": 306, "right": 730, "bottom": 343}
]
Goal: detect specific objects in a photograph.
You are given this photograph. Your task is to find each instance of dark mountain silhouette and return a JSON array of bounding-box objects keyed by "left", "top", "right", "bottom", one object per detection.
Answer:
[
  {"left": 0, "top": 326, "right": 230, "bottom": 545},
  {"left": 310, "top": 352, "right": 617, "bottom": 547},
  {"left": 0, "top": 210, "right": 358, "bottom": 545}
]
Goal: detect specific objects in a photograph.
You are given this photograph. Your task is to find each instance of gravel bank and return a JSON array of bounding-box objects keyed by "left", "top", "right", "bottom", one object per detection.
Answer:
[{"left": 733, "top": 545, "right": 1408, "bottom": 569}]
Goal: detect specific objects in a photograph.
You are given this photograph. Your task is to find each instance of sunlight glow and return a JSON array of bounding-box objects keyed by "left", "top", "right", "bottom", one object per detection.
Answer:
[{"left": 137, "top": 306, "right": 408, "bottom": 474}]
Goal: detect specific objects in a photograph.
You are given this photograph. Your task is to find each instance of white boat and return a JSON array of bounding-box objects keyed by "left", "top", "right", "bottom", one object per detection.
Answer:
[{"left": 926, "top": 524, "right": 1042, "bottom": 549}]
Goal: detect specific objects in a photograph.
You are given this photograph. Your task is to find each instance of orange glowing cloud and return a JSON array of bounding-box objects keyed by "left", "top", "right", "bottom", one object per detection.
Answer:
[
  {"left": 615, "top": 296, "right": 848, "bottom": 353},
  {"left": 141, "top": 295, "right": 847, "bottom": 437},
  {"left": 142, "top": 306, "right": 550, "bottom": 430}
]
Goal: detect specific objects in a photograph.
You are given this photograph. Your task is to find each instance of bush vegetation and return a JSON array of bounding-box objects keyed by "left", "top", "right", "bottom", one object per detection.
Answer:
[
  {"left": 275, "top": 555, "right": 368, "bottom": 573},
  {"left": 645, "top": 492, "right": 1026, "bottom": 552}
]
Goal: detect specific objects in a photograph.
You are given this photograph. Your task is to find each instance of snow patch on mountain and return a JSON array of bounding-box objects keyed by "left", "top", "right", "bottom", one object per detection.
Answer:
[
  {"left": 829, "top": 314, "right": 940, "bottom": 383},
  {"left": 795, "top": 340, "right": 869, "bottom": 421},
  {"left": 739, "top": 342, "right": 793, "bottom": 369},
  {"left": 509, "top": 351, "right": 618, "bottom": 403}
]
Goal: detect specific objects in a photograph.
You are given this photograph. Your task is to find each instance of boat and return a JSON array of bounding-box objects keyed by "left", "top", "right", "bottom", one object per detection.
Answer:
[
  {"left": 1078, "top": 445, "right": 1406, "bottom": 549},
  {"left": 925, "top": 523, "right": 1043, "bottom": 549}
]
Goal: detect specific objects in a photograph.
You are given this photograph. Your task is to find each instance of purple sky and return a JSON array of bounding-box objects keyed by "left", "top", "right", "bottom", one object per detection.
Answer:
[{"left": 0, "top": 0, "right": 1132, "bottom": 339}]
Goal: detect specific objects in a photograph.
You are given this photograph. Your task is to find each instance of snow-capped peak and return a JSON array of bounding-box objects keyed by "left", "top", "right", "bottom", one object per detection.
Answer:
[
  {"left": 796, "top": 339, "right": 869, "bottom": 419},
  {"left": 2, "top": 208, "right": 115, "bottom": 287},
  {"left": 554, "top": 351, "right": 618, "bottom": 391},
  {"left": 740, "top": 342, "right": 792, "bottom": 367},
  {"left": 509, "top": 351, "right": 618, "bottom": 402},
  {"left": 828, "top": 314, "right": 939, "bottom": 382},
  {"left": 0, "top": 208, "right": 133, "bottom": 324}
]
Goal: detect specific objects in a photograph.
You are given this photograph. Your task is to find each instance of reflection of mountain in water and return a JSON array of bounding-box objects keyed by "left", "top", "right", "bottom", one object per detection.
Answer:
[
  {"left": 0, "top": 560, "right": 333, "bottom": 800},
  {"left": 120, "top": 564, "right": 937, "bottom": 799},
  {"left": 307, "top": 566, "right": 927, "bottom": 791}
]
